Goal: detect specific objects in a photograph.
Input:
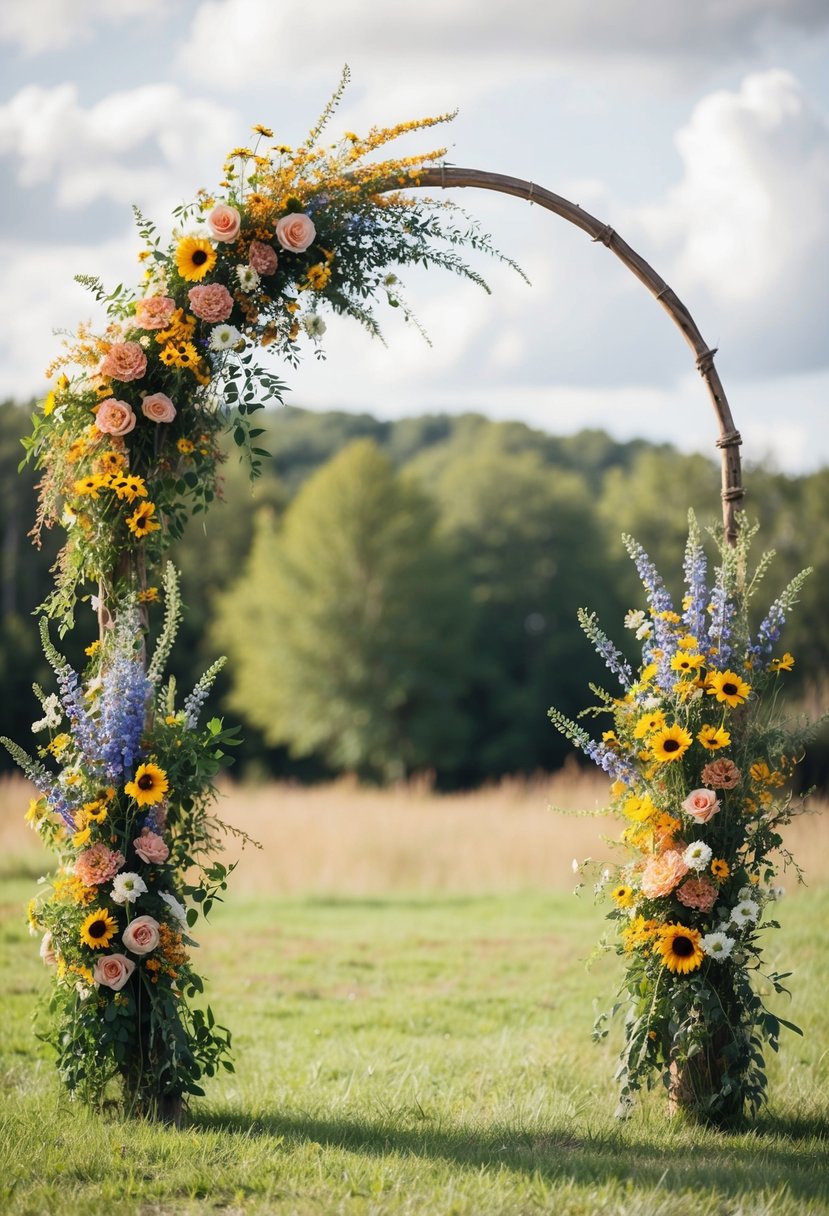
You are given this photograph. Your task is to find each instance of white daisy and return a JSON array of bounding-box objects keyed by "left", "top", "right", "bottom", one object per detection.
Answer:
[
  {"left": 624, "top": 609, "right": 646, "bottom": 631},
  {"left": 701, "top": 931, "right": 735, "bottom": 960},
  {"left": 236, "top": 264, "right": 260, "bottom": 293},
  {"left": 731, "top": 898, "right": 760, "bottom": 927},
  {"left": 209, "top": 324, "right": 244, "bottom": 352},
  {"left": 683, "top": 840, "right": 713, "bottom": 872},
  {"left": 111, "top": 872, "right": 148, "bottom": 905}
]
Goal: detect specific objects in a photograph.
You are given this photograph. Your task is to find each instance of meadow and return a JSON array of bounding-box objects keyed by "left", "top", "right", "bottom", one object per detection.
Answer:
[{"left": 1, "top": 771, "right": 828, "bottom": 1215}]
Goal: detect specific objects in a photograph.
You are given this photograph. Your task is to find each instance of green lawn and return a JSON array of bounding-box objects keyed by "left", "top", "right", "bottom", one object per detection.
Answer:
[{"left": 2, "top": 875, "right": 828, "bottom": 1215}]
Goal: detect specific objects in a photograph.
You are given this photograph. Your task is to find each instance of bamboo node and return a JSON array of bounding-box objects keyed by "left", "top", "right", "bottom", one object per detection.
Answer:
[
  {"left": 592, "top": 224, "right": 615, "bottom": 247},
  {"left": 696, "top": 347, "right": 718, "bottom": 375},
  {"left": 716, "top": 430, "right": 742, "bottom": 450}
]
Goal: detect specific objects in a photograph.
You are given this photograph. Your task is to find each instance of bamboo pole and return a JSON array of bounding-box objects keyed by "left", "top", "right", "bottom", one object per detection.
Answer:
[{"left": 382, "top": 166, "right": 744, "bottom": 543}]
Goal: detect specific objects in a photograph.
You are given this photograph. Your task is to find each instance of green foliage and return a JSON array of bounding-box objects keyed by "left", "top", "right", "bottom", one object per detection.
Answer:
[{"left": 214, "top": 439, "right": 472, "bottom": 781}]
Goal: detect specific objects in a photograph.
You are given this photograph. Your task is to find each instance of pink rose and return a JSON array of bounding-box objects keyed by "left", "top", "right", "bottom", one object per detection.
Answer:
[
  {"left": 682, "top": 788, "right": 722, "bottom": 824},
  {"left": 99, "top": 341, "right": 147, "bottom": 382},
  {"left": 188, "top": 283, "right": 234, "bottom": 323},
  {"left": 95, "top": 398, "right": 136, "bottom": 437},
  {"left": 141, "top": 393, "right": 176, "bottom": 424},
  {"left": 249, "top": 240, "right": 278, "bottom": 276},
  {"left": 134, "top": 296, "right": 176, "bottom": 330},
  {"left": 93, "top": 953, "right": 135, "bottom": 991},
  {"left": 122, "top": 914, "right": 160, "bottom": 955},
  {"left": 39, "top": 931, "right": 57, "bottom": 966},
  {"left": 207, "top": 203, "right": 241, "bottom": 243},
  {"left": 133, "top": 828, "right": 170, "bottom": 864},
  {"left": 275, "top": 212, "right": 316, "bottom": 253}
]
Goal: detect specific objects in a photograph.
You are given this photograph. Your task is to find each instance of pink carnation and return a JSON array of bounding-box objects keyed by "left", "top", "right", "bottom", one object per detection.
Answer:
[
  {"left": 99, "top": 341, "right": 147, "bottom": 382},
  {"left": 95, "top": 398, "right": 136, "bottom": 437},
  {"left": 700, "top": 758, "right": 742, "bottom": 789},
  {"left": 640, "top": 849, "right": 689, "bottom": 899},
  {"left": 676, "top": 874, "right": 719, "bottom": 913},
  {"left": 133, "top": 828, "right": 170, "bottom": 865},
  {"left": 207, "top": 203, "right": 241, "bottom": 243},
  {"left": 74, "top": 842, "right": 125, "bottom": 886},
  {"left": 249, "top": 240, "right": 278, "bottom": 275},
  {"left": 134, "top": 296, "right": 176, "bottom": 330},
  {"left": 187, "top": 283, "right": 234, "bottom": 323}
]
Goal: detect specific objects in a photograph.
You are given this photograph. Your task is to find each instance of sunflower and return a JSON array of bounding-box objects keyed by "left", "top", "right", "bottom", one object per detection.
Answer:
[
  {"left": 80, "top": 908, "right": 119, "bottom": 949},
  {"left": 174, "top": 236, "right": 216, "bottom": 282},
  {"left": 707, "top": 669, "right": 751, "bottom": 708},
  {"left": 158, "top": 340, "right": 200, "bottom": 369},
  {"left": 670, "top": 652, "right": 705, "bottom": 674},
  {"left": 611, "top": 884, "right": 636, "bottom": 909},
  {"left": 124, "top": 762, "right": 169, "bottom": 806},
  {"left": 697, "top": 724, "right": 731, "bottom": 750},
  {"left": 633, "top": 710, "right": 666, "bottom": 740},
  {"left": 711, "top": 858, "right": 730, "bottom": 881},
  {"left": 649, "top": 723, "right": 693, "bottom": 763},
  {"left": 73, "top": 475, "right": 106, "bottom": 500},
  {"left": 96, "top": 450, "right": 126, "bottom": 475},
  {"left": 770, "top": 652, "right": 795, "bottom": 672},
  {"left": 656, "top": 923, "right": 704, "bottom": 974},
  {"left": 177, "top": 437, "right": 195, "bottom": 454},
  {"left": 126, "top": 501, "right": 161, "bottom": 538},
  {"left": 112, "top": 474, "right": 147, "bottom": 503}
]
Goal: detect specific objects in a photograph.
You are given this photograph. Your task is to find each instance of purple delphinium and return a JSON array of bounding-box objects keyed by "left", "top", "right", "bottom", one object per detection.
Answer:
[
  {"left": 682, "top": 526, "right": 709, "bottom": 643},
  {"left": 623, "top": 536, "right": 679, "bottom": 693},
  {"left": 707, "top": 578, "right": 736, "bottom": 668},
  {"left": 98, "top": 648, "right": 151, "bottom": 781}
]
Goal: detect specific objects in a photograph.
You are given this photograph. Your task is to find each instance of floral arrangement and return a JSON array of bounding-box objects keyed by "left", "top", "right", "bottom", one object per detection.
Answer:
[
  {"left": 549, "top": 513, "right": 821, "bottom": 1122},
  {"left": 3, "top": 71, "right": 512, "bottom": 1117}
]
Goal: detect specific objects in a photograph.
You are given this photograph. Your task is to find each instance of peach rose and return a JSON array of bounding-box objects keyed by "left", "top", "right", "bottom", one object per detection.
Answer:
[
  {"left": 681, "top": 788, "right": 722, "bottom": 824},
  {"left": 122, "top": 914, "right": 160, "bottom": 955},
  {"left": 188, "top": 283, "right": 234, "bottom": 323},
  {"left": 95, "top": 398, "right": 136, "bottom": 437},
  {"left": 640, "top": 849, "right": 689, "bottom": 899},
  {"left": 207, "top": 203, "right": 241, "bottom": 243},
  {"left": 141, "top": 393, "right": 176, "bottom": 424},
  {"left": 275, "top": 212, "right": 316, "bottom": 253},
  {"left": 134, "top": 296, "right": 176, "bottom": 330},
  {"left": 93, "top": 953, "right": 135, "bottom": 991},
  {"left": 99, "top": 341, "right": 147, "bottom": 382},
  {"left": 249, "top": 240, "right": 278, "bottom": 275},
  {"left": 133, "top": 828, "right": 170, "bottom": 864}
]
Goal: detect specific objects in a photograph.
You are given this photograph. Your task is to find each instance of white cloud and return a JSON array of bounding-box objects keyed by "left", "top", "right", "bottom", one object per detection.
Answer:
[
  {"left": 177, "top": 0, "right": 829, "bottom": 89},
  {"left": 0, "top": 82, "right": 240, "bottom": 218},
  {"left": 0, "top": 0, "right": 167, "bottom": 55}
]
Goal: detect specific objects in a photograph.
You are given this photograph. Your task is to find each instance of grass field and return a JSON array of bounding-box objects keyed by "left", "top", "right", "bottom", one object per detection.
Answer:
[{"left": 1, "top": 773, "right": 828, "bottom": 1215}]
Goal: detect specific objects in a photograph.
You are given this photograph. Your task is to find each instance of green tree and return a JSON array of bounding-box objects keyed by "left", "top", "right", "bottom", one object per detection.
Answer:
[
  {"left": 409, "top": 428, "right": 622, "bottom": 779},
  {"left": 214, "top": 438, "right": 472, "bottom": 782}
]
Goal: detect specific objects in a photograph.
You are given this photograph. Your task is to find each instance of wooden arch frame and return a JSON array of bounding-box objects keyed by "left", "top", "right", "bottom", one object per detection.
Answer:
[{"left": 381, "top": 167, "right": 745, "bottom": 543}]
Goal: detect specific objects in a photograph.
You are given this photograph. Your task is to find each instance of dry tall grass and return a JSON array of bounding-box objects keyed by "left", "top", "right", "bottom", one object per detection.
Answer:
[{"left": 2, "top": 767, "right": 827, "bottom": 895}]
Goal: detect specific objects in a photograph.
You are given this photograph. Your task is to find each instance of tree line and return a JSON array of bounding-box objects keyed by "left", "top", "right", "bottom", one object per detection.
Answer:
[{"left": 2, "top": 399, "right": 827, "bottom": 788}]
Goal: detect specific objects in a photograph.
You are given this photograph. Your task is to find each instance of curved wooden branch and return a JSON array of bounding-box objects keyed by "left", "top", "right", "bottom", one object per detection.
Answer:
[{"left": 383, "top": 166, "right": 744, "bottom": 542}]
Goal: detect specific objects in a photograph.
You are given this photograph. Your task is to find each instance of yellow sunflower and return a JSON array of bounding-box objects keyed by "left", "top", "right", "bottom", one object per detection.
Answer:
[
  {"left": 633, "top": 710, "right": 666, "bottom": 740},
  {"left": 670, "top": 652, "right": 705, "bottom": 674},
  {"left": 711, "top": 858, "right": 730, "bottom": 881},
  {"left": 112, "top": 474, "right": 147, "bottom": 503},
  {"left": 177, "top": 437, "right": 195, "bottom": 454},
  {"left": 656, "top": 923, "right": 704, "bottom": 974},
  {"left": 770, "top": 652, "right": 795, "bottom": 672},
  {"left": 697, "top": 724, "right": 731, "bottom": 750},
  {"left": 80, "top": 908, "right": 119, "bottom": 949},
  {"left": 707, "top": 669, "right": 751, "bottom": 708},
  {"left": 124, "top": 762, "right": 169, "bottom": 806},
  {"left": 175, "top": 236, "right": 217, "bottom": 282},
  {"left": 649, "top": 723, "right": 693, "bottom": 763},
  {"left": 611, "top": 884, "right": 636, "bottom": 909},
  {"left": 73, "top": 475, "right": 106, "bottom": 500},
  {"left": 126, "top": 501, "right": 161, "bottom": 538}
]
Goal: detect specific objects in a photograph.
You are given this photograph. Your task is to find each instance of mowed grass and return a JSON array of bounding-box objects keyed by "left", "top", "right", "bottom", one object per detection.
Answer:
[{"left": 1, "top": 774, "right": 828, "bottom": 1215}]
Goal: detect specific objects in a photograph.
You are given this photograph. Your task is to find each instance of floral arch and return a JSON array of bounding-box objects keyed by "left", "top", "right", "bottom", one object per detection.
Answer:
[{"left": 4, "top": 75, "right": 813, "bottom": 1126}]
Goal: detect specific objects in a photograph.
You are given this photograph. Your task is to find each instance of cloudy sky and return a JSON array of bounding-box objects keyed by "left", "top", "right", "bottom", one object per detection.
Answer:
[{"left": 1, "top": 0, "right": 828, "bottom": 472}]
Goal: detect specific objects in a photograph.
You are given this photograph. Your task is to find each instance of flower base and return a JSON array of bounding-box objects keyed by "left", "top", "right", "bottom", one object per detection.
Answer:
[{"left": 667, "top": 1033, "right": 745, "bottom": 1127}]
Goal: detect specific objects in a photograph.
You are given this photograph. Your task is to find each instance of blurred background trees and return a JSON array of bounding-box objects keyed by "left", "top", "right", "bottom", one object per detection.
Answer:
[{"left": 2, "top": 398, "right": 827, "bottom": 788}]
